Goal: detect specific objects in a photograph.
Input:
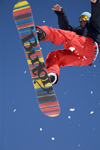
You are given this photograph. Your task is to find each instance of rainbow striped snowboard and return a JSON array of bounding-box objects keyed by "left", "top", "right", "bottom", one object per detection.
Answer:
[{"left": 13, "top": 0, "right": 60, "bottom": 117}]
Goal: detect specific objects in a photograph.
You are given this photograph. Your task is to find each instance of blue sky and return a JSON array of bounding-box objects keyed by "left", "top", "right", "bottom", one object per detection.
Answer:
[{"left": 0, "top": 0, "right": 100, "bottom": 150}]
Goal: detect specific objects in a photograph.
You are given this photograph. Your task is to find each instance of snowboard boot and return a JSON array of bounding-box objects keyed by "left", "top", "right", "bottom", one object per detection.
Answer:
[
  {"left": 36, "top": 28, "right": 46, "bottom": 42},
  {"left": 48, "top": 72, "right": 58, "bottom": 85}
]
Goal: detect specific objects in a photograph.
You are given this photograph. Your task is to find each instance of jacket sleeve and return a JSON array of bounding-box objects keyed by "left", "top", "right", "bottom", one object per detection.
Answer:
[
  {"left": 90, "top": 0, "right": 100, "bottom": 32},
  {"left": 55, "top": 9, "right": 76, "bottom": 31}
]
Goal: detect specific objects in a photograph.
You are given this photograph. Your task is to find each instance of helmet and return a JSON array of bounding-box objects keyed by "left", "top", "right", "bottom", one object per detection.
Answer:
[{"left": 79, "top": 12, "right": 91, "bottom": 21}]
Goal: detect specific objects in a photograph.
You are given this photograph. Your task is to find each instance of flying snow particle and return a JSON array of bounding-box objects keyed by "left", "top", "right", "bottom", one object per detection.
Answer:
[
  {"left": 70, "top": 108, "right": 75, "bottom": 112},
  {"left": 43, "top": 20, "right": 45, "bottom": 23},
  {"left": 91, "top": 91, "right": 93, "bottom": 94},
  {"left": 51, "top": 137, "right": 55, "bottom": 140},
  {"left": 64, "top": 92, "right": 67, "bottom": 95},
  {"left": 24, "top": 70, "right": 26, "bottom": 74},
  {"left": 90, "top": 111, "right": 94, "bottom": 114},
  {"left": 94, "top": 65, "right": 96, "bottom": 67},
  {"left": 68, "top": 116, "right": 71, "bottom": 119},
  {"left": 83, "top": 56, "right": 87, "bottom": 59},
  {"left": 40, "top": 128, "right": 42, "bottom": 131},
  {"left": 69, "top": 47, "right": 75, "bottom": 52},
  {"left": 13, "top": 109, "right": 16, "bottom": 112},
  {"left": 78, "top": 144, "right": 81, "bottom": 147}
]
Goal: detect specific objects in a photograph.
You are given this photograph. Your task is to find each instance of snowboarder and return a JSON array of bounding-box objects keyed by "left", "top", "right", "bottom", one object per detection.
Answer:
[{"left": 36, "top": 0, "right": 100, "bottom": 85}]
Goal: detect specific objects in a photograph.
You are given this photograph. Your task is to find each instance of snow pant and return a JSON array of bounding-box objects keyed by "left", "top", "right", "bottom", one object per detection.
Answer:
[{"left": 36, "top": 26, "right": 97, "bottom": 81}]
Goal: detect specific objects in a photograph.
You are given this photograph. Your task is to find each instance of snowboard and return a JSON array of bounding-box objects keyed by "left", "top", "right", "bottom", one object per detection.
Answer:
[{"left": 13, "top": 0, "right": 60, "bottom": 117}]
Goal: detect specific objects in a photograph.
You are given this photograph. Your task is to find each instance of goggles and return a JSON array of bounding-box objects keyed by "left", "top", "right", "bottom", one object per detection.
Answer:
[{"left": 79, "top": 15, "right": 89, "bottom": 22}]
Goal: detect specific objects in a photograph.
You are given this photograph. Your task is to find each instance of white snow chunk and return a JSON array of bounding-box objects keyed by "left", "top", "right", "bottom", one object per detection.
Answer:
[
  {"left": 78, "top": 144, "right": 81, "bottom": 147},
  {"left": 24, "top": 70, "right": 26, "bottom": 74},
  {"left": 83, "top": 56, "right": 87, "bottom": 59},
  {"left": 40, "top": 128, "right": 42, "bottom": 131},
  {"left": 68, "top": 116, "right": 71, "bottom": 119},
  {"left": 90, "top": 111, "right": 94, "bottom": 114},
  {"left": 94, "top": 65, "right": 96, "bottom": 67},
  {"left": 13, "top": 109, "right": 16, "bottom": 112},
  {"left": 64, "top": 92, "right": 67, "bottom": 95},
  {"left": 69, "top": 47, "right": 75, "bottom": 52},
  {"left": 91, "top": 91, "right": 93, "bottom": 94},
  {"left": 51, "top": 137, "right": 55, "bottom": 140},
  {"left": 70, "top": 108, "right": 75, "bottom": 112},
  {"left": 43, "top": 20, "right": 45, "bottom": 23}
]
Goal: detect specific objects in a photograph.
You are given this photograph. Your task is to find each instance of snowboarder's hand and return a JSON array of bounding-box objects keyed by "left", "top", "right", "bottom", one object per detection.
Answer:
[
  {"left": 90, "top": 0, "right": 97, "bottom": 3},
  {"left": 52, "top": 4, "right": 62, "bottom": 11}
]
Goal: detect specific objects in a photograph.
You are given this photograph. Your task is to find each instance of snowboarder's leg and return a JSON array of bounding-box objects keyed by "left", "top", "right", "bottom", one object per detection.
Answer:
[
  {"left": 36, "top": 28, "right": 46, "bottom": 41},
  {"left": 36, "top": 26, "right": 96, "bottom": 64},
  {"left": 46, "top": 49, "right": 83, "bottom": 84},
  {"left": 46, "top": 50, "right": 59, "bottom": 85},
  {"left": 36, "top": 26, "right": 65, "bottom": 46},
  {"left": 36, "top": 26, "right": 97, "bottom": 84},
  {"left": 46, "top": 43, "right": 98, "bottom": 84}
]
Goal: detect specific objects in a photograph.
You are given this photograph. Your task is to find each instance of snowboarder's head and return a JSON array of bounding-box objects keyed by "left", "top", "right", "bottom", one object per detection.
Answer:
[{"left": 79, "top": 12, "right": 91, "bottom": 27}]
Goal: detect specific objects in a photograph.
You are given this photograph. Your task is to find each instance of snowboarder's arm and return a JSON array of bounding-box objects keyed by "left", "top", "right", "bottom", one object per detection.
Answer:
[
  {"left": 52, "top": 4, "right": 75, "bottom": 31},
  {"left": 90, "top": 0, "right": 97, "bottom": 3},
  {"left": 52, "top": 4, "right": 62, "bottom": 11},
  {"left": 90, "top": 0, "right": 100, "bottom": 31}
]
